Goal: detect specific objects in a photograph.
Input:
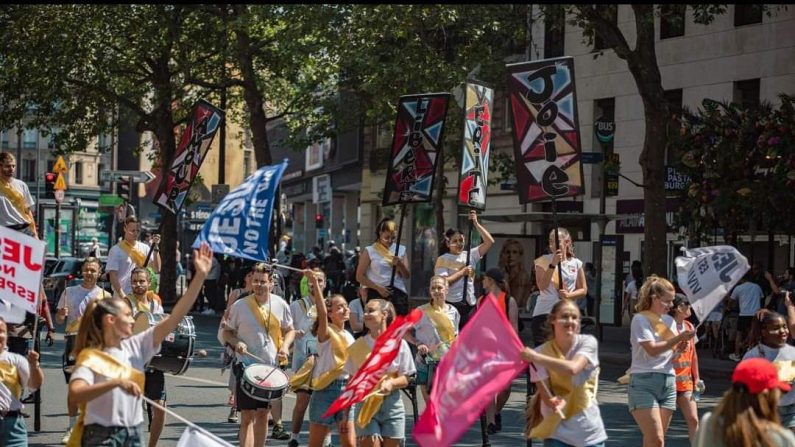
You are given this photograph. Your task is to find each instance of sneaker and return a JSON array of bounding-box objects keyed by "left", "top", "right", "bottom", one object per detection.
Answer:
[
  {"left": 227, "top": 409, "right": 238, "bottom": 424},
  {"left": 61, "top": 428, "right": 73, "bottom": 444},
  {"left": 287, "top": 440, "right": 299, "bottom": 447},
  {"left": 487, "top": 423, "right": 498, "bottom": 435},
  {"left": 729, "top": 353, "right": 742, "bottom": 362},
  {"left": 271, "top": 423, "right": 290, "bottom": 440}
]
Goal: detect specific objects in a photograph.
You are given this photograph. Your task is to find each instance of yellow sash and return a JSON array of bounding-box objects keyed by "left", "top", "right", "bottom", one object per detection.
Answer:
[
  {"left": 65, "top": 290, "right": 112, "bottom": 334},
  {"left": 127, "top": 291, "right": 161, "bottom": 315},
  {"left": 119, "top": 240, "right": 146, "bottom": 268},
  {"left": 639, "top": 311, "right": 675, "bottom": 341},
  {"left": 434, "top": 256, "right": 474, "bottom": 278},
  {"left": 529, "top": 340, "right": 598, "bottom": 439},
  {"left": 67, "top": 348, "right": 146, "bottom": 447},
  {"left": 371, "top": 242, "right": 394, "bottom": 264},
  {"left": 0, "top": 361, "right": 22, "bottom": 401},
  {"left": 420, "top": 303, "right": 455, "bottom": 345},
  {"left": 288, "top": 355, "right": 315, "bottom": 392},
  {"left": 311, "top": 325, "right": 349, "bottom": 390},
  {"left": 348, "top": 337, "right": 397, "bottom": 428},
  {"left": 245, "top": 296, "right": 287, "bottom": 366},
  {"left": 0, "top": 180, "right": 34, "bottom": 227}
]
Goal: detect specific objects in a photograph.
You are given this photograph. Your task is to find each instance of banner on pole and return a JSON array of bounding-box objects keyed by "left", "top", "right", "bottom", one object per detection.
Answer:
[
  {"left": 382, "top": 93, "right": 451, "bottom": 206},
  {"left": 176, "top": 426, "right": 234, "bottom": 447},
  {"left": 676, "top": 245, "right": 750, "bottom": 323},
  {"left": 154, "top": 99, "right": 225, "bottom": 214},
  {"left": 412, "top": 295, "right": 527, "bottom": 447},
  {"left": 506, "top": 57, "right": 584, "bottom": 203},
  {"left": 0, "top": 227, "right": 45, "bottom": 315},
  {"left": 323, "top": 308, "right": 423, "bottom": 417},
  {"left": 457, "top": 81, "right": 494, "bottom": 210},
  {"left": 192, "top": 160, "right": 288, "bottom": 263}
]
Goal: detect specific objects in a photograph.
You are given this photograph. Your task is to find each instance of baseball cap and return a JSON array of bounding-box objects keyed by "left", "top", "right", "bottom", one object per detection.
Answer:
[
  {"left": 484, "top": 267, "right": 505, "bottom": 284},
  {"left": 732, "top": 358, "right": 791, "bottom": 394}
]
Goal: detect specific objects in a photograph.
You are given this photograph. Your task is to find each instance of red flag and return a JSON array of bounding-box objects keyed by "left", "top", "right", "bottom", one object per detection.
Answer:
[
  {"left": 322, "top": 308, "right": 423, "bottom": 418},
  {"left": 413, "top": 294, "right": 527, "bottom": 447}
]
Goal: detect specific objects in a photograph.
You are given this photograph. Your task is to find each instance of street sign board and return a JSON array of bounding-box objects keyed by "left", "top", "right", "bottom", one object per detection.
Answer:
[
  {"left": 580, "top": 152, "right": 604, "bottom": 164},
  {"left": 54, "top": 190, "right": 65, "bottom": 203},
  {"left": 312, "top": 174, "right": 331, "bottom": 204},
  {"left": 54, "top": 173, "right": 67, "bottom": 191},
  {"left": 98, "top": 194, "right": 125, "bottom": 207},
  {"left": 100, "top": 170, "right": 156, "bottom": 184},
  {"left": 53, "top": 156, "right": 68, "bottom": 174}
]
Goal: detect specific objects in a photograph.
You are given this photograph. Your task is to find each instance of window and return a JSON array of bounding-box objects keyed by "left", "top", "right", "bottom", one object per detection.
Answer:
[
  {"left": 22, "top": 160, "right": 36, "bottom": 182},
  {"left": 660, "top": 4, "right": 686, "bottom": 39},
  {"left": 664, "top": 89, "right": 683, "bottom": 164},
  {"left": 1, "top": 131, "right": 8, "bottom": 149},
  {"left": 734, "top": 4, "right": 762, "bottom": 27},
  {"left": 243, "top": 150, "right": 252, "bottom": 178},
  {"left": 74, "top": 162, "right": 83, "bottom": 185},
  {"left": 591, "top": 98, "right": 615, "bottom": 199},
  {"left": 544, "top": 8, "right": 565, "bottom": 58},
  {"left": 734, "top": 79, "right": 760, "bottom": 109},
  {"left": 594, "top": 6, "right": 618, "bottom": 51},
  {"left": 23, "top": 129, "right": 37, "bottom": 149},
  {"left": 47, "top": 127, "right": 59, "bottom": 149}
]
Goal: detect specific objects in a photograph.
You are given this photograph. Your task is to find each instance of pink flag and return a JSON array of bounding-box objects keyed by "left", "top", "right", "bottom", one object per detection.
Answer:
[{"left": 412, "top": 294, "right": 527, "bottom": 447}]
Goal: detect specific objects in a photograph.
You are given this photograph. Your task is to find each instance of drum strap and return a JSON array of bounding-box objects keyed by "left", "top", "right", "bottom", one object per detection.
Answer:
[
  {"left": 0, "top": 361, "right": 22, "bottom": 400},
  {"left": 67, "top": 348, "right": 145, "bottom": 447},
  {"left": 245, "top": 296, "right": 287, "bottom": 366}
]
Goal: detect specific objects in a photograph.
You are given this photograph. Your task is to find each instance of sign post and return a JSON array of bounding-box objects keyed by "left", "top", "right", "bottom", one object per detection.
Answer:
[{"left": 52, "top": 156, "right": 68, "bottom": 258}]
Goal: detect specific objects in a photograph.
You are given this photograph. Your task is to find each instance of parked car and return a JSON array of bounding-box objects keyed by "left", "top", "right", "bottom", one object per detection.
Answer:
[{"left": 43, "top": 257, "right": 111, "bottom": 310}]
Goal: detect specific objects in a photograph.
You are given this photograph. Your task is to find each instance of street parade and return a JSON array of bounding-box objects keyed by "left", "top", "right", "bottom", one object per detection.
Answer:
[{"left": 1, "top": 4, "right": 795, "bottom": 447}]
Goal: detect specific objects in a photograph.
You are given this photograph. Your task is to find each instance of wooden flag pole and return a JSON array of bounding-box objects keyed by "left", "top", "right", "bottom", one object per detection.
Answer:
[
  {"left": 461, "top": 209, "right": 475, "bottom": 307},
  {"left": 388, "top": 204, "right": 406, "bottom": 288}
]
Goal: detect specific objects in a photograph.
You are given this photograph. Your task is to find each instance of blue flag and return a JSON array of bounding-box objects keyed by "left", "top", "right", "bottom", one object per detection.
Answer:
[{"left": 192, "top": 160, "right": 288, "bottom": 262}]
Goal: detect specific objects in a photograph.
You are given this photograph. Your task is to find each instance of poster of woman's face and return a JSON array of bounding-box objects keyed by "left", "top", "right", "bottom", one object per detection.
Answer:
[{"left": 483, "top": 236, "right": 538, "bottom": 309}]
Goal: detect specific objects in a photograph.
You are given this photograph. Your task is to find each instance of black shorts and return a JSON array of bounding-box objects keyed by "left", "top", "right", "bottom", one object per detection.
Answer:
[
  {"left": 234, "top": 363, "right": 272, "bottom": 411},
  {"left": 737, "top": 316, "right": 754, "bottom": 334},
  {"left": 144, "top": 370, "right": 167, "bottom": 402}
]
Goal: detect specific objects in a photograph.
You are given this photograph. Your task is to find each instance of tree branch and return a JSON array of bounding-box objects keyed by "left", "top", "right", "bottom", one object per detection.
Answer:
[
  {"left": 576, "top": 5, "right": 633, "bottom": 59},
  {"left": 64, "top": 77, "right": 149, "bottom": 120}
]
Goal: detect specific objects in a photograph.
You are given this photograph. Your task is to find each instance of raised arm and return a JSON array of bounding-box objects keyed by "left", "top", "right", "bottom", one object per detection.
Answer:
[
  {"left": 471, "top": 211, "right": 495, "bottom": 256},
  {"left": 307, "top": 270, "right": 329, "bottom": 342}
]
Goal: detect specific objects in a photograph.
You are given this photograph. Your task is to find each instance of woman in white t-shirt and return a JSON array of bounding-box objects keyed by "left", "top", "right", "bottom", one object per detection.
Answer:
[
  {"left": 628, "top": 276, "right": 695, "bottom": 447},
  {"left": 67, "top": 243, "right": 212, "bottom": 447},
  {"left": 623, "top": 261, "right": 643, "bottom": 321},
  {"left": 532, "top": 227, "right": 587, "bottom": 347},
  {"left": 434, "top": 210, "right": 494, "bottom": 327},
  {"left": 356, "top": 218, "right": 411, "bottom": 316}
]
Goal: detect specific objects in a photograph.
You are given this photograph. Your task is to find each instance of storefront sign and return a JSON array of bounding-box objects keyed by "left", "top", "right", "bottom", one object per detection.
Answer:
[{"left": 615, "top": 198, "right": 680, "bottom": 234}]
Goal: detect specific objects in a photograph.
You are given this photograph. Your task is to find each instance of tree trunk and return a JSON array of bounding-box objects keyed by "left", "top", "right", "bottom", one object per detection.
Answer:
[
  {"left": 235, "top": 26, "right": 272, "bottom": 168},
  {"left": 435, "top": 157, "right": 446, "bottom": 256},
  {"left": 154, "top": 122, "right": 178, "bottom": 305}
]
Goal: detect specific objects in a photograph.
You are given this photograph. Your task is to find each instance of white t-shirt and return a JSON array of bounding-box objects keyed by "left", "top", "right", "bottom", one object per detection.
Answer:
[
  {"left": 412, "top": 304, "right": 460, "bottom": 363},
  {"left": 349, "top": 298, "right": 364, "bottom": 332},
  {"left": 629, "top": 313, "right": 677, "bottom": 375},
  {"left": 435, "top": 248, "right": 482, "bottom": 305},
  {"left": 289, "top": 296, "right": 315, "bottom": 336},
  {"left": 530, "top": 335, "right": 607, "bottom": 446},
  {"left": 731, "top": 282, "right": 764, "bottom": 316},
  {"left": 743, "top": 344, "right": 795, "bottom": 406},
  {"left": 57, "top": 285, "right": 110, "bottom": 332},
  {"left": 0, "top": 349, "right": 32, "bottom": 412},
  {"left": 70, "top": 327, "right": 160, "bottom": 427},
  {"left": 625, "top": 280, "right": 639, "bottom": 301},
  {"left": 365, "top": 243, "right": 407, "bottom": 293},
  {"left": 106, "top": 240, "right": 152, "bottom": 295},
  {"left": 533, "top": 255, "right": 583, "bottom": 317},
  {"left": 345, "top": 334, "right": 416, "bottom": 377},
  {"left": 0, "top": 178, "right": 34, "bottom": 227},
  {"left": 227, "top": 294, "right": 293, "bottom": 366},
  {"left": 313, "top": 327, "right": 355, "bottom": 381}
]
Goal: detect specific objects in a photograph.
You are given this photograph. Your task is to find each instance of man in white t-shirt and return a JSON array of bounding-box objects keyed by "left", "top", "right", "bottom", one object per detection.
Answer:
[
  {"left": 0, "top": 152, "right": 37, "bottom": 238},
  {"left": 106, "top": 216, "right": 160, "bottom": 299},
  {"left": 729, "top": 276, "right": 764, "bottom": 362}
]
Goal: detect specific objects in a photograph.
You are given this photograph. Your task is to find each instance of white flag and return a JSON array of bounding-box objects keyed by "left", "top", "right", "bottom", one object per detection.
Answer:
[
  {"left": 0, "top": 299, "right": 28, "bottom": 324},
  {"left": 676, "top": 245, "right": 750, "bottom": 323},
  {"left": 176, "top": 426, "right": 234, "bottom": 447},
  {"left": 0, "top": 226, "right": 45, "bottom": 315}
]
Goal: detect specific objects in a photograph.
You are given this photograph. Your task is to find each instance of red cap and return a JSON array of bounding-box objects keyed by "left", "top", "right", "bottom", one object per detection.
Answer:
[{"left": 732, "top": 358, "right": 792, "bottom": 394}]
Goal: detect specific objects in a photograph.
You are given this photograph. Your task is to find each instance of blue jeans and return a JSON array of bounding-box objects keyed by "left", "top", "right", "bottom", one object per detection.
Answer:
[
  {"left": 544, "top": 439, "right": 605, "bottom": 447},
  {"left": 81, "top": 424, "right": 142, "bottom": 447}
]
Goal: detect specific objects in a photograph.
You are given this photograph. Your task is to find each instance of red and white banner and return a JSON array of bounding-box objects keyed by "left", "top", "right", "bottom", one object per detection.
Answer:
[
  {"left": 0, "top": 226, "right": 45, "bottom": 315},
  {"left": 413, "top": 295, "right": 527, "bottom": 447},
  {"left": 322, "top": 308, "right": 423, "bottom": 417}
]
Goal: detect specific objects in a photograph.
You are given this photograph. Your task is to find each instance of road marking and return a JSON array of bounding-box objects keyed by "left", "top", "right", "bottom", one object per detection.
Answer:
[{"left": 168, "top": 373, "right": 296, "bottom": 400}]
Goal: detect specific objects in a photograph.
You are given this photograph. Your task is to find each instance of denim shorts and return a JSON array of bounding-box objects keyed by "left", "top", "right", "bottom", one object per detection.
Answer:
[
  {"left": 628, "top": 372, "right": 676, "bottom": 412},
  {"left": 415, "top": 359, "right": 440, "bottom": 386},
  {"left": 357, "top": 390, "right": 405, "bottom": 439},
  {"left": 780, "top": 403, "right": 795, "bottom": 428},
  {"left": 81, "top": 424, "right": 142, "bottom": 447},
  {"left": 544, "top": 439, "right": 605, "bottom": 447},
  {"left": 309, "top": 379, "right": 354, "bottom": 426},
  {"left": 0, "top": 414, "right": 27, "bottom": 447}
]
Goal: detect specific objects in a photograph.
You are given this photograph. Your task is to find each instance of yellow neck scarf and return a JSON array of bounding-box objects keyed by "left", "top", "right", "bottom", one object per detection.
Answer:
[
  {"left": 128, "top": 292, "right": 160, "bottom": 315},
  {"left": 529, "top": 339, "right": 598, "bottom": 439},
  {"left": 348, "top": 336, "right": 397, "bottom": 428},
  {"left": 639, "top": 311, "right": 675, "bottom": 341},
  {"left": 0, "top": 360, "right": 22, "bottom": 401},
  {"left": 0, "top": 180, "right": 34, "bottom": 227},
  {"left": 420, "top": 303, "right": 455, "bottom": 345},
  {"left": 245, "top": 296, "right": 287, "bottom": 366},
  {"left": 311, "top": 325, "right": 348, "bottom": 390},
  {"left": 119, "top": 240, "right": 146, "bottom": 268},
  {"left": 371, "top": 242, "right": 394, "bottom": 264},
  {"left": 66, "top": 348, "right": 146, "bottom": 447}
]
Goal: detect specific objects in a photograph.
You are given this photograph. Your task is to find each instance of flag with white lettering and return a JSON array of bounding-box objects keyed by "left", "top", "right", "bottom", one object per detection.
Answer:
[
  {"left": 676, "top": 245, "right": 750, "bottom": 323},
  {"left": 192, "top": 160, "right": 288, "bottom": 262},
  {"left": 322, "top": 308, "right": 423, "bottom": 417},
  {"left": 0, "top": 227, "right": 44, "bottom": 315},
  {"left": 176, "top": 426, "right": 233, "bottom": 447}
]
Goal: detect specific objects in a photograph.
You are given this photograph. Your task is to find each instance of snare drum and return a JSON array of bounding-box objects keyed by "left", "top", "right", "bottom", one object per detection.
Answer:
[
  {"left": 240, "top": 364, "right": 289, "bottom": 402},
  {"left": 63, "top": 334, "right": 77, "bottom": 375},
  {"left": 133, "top": 312, "right": 196, "bottom": 375}
]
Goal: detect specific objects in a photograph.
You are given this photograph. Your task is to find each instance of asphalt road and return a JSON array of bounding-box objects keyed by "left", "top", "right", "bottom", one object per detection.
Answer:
[{"left": 28, "top": 314, "right": 731, "bottom": 446}]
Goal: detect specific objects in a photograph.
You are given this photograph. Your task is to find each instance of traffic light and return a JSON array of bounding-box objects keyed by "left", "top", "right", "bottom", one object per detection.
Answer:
[
  {"left": 44, "top": 172, "right": 56, "bottom": 199},
  {"left": 117, "top": 176, "right": 132, "bottom": 202},
  {"left": 315, "top": 213, "right": 324, "bottom": 229}
]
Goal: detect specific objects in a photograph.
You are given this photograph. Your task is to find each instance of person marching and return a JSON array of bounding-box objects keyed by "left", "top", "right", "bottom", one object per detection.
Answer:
[
  {"left": 0, "top": 315, "right": 44, "bottom": 447},
  {"left": 287, "top": 268, "right": 326, "bottom": 447},
  {"left": 305, "top": 272, "right": 356, "bottom": 447},
  {"left": 669, "top": 294, "right": 701, "bottom": 442},
  {"left": 405, "top": 275, "right": 460, "bottom": 403},
  {"left": 522, "top": 300, "right": 607, "bottom": 447},
  {"left": 743, "top": 309, "right": 795, "bottom": 432},
  {"left": 219, "top": 264, "right": 254, "bottom": 424},
  {"left": 66, "top": 243, "right": 211, "bottom": 447},
  {"left": 532, "top": 228, "right": 587, "bottom": 348},
  {"left": 222, "top": 262, "right": 295, "bottom": 447},
  {"left": 434, "top": 209, "right": 494, "bottom": 327},
  {"left": 478, "top": 267, "right": 519, "bottom": 434},
  {"left": 628, "top": 276, "right": 695, "bottom": 447},
  {"left": 107, "top": 216, "right": 161, "bottom": 300},
  {"left": 693, "top": 358, "right": 795, "bottom": 446},
  {"left": 348, "top": 298, "right": 415, "bottom": 447},
  {"left": 56, "top": 257, "right": 112, "bottom": 444},
  {"left": 356, "top": 217, "right": 410, "bottom": 316},
  {"left": 125, "top": 268, "right": 168, "bottom": 447}
]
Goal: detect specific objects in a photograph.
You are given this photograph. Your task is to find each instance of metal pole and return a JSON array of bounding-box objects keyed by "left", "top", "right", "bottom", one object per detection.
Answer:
[
  {"left": 551, "top": 197, "right": 563, "bottom": 288},
  {"left": 55, "top": 202, "right": 61, "bottom": 258},
  {"left": 461, "top": 211, "right": 474, "bottom": 306},
  {"left": 388, "top": 205, "right": 406, "bottom": 288}
]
